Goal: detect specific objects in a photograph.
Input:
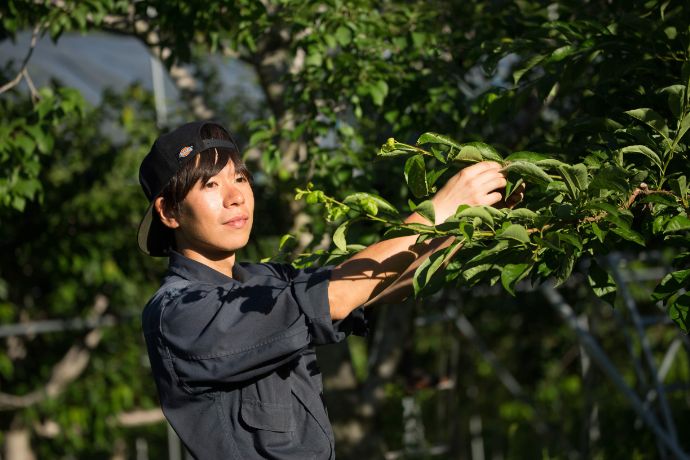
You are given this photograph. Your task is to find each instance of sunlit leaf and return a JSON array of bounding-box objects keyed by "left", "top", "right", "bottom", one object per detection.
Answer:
[
  {"left": 404, "top": 154, "right": 429, "bottom": 198},
  {"left": 457, "top": 206, "right": 494, "bottom": 227},
  {"left": 619, "top": 145, "right": 663, "bottom": 170},
  {"left": 501, "top": 263, "right": 531, "bottom": 295},
  {"left": 333, "top": 222, "right": 348, "bottom": 252},
  {"left": 497, "top": 224, "right": 531, "bottom": 244},
  {"left": 417, "top": 132, "right": 462, "bottom": 150},
  {"left": 668, "top": 293, "right": 690, "bottom": 332},
  {"left": 588, "top": 260, "right": 616, "bottom": 305},
  {"left": 652, "top": 269, "right": 690, "bottom": 302},
  {"left": 414, "top": 200, "right": 436, "bottom": 224},
  {"left": 624, "top": 108, "right": 670, "bottom": 140},
  {"left": 664, "top": 215, "right": 690, "bottom": 233},
  {"left": 502, "top": 161, "right": 552, "bottom": 186}
]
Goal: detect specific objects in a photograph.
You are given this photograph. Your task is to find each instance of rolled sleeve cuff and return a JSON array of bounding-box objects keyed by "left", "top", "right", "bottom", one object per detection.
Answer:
[{"left": 291, "top": 266, "right": 368, "bottom": 345}]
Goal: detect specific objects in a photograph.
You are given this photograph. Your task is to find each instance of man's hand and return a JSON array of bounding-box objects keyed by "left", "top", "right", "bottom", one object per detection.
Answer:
[
  {"left": 498, "top": 182, "right": 526, "bottom": 209},
  {"left": 430, "top": 161, "right": 507, "bottom": 224}
]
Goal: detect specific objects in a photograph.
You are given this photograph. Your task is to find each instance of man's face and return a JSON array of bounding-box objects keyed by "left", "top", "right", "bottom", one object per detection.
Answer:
[{"left": 173, "top": 160, "right": 254, "bottom": 258}]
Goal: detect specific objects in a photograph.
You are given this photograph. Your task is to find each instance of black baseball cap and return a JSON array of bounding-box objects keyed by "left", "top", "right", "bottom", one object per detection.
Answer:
[{"left": 137, "top": 120, "right": 239, "bottom": 256}]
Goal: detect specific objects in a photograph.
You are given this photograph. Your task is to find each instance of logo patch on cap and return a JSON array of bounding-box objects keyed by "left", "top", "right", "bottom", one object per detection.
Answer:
[{"left": 179, "top": 146, "right": 194, "bottom": 158}]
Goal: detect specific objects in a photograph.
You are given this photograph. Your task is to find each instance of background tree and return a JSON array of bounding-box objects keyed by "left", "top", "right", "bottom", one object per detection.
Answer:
[{"left": 1, "top": 0, "right": 688, "bottom": 458}]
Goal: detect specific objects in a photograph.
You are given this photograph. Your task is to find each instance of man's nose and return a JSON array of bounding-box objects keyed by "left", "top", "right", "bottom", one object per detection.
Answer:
[{"left": 223, "top": 182, "right": 245, "bottom": 207}]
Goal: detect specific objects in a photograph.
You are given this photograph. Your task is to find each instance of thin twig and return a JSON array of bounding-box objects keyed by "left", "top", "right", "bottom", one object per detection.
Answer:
[
  {"left": 22, "top": 69, "right": 40, "bottom": 102},
  {"left": 0, "top": 24, "right": 41, "bottom": 96}
]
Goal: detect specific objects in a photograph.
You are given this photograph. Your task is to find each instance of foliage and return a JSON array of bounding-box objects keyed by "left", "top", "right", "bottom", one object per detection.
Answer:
[
  {"left": 291, "top": 1, "right": 690, "bottom": 332},
  {"left": 1, "top": 0, "right": 689, "bottom": 458}
]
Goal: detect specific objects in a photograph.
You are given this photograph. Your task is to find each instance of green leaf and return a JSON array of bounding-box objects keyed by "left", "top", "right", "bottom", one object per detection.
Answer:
[
  {"left": 535, "top": 159, "right": 569, "bottom": 169},
  {"left": 457, "top": 206, "right": 494, "bottom": 227},
  {"left": 513, "top": 54, "right": 546, "bottom": 84},
  {"left": 413, "top": 244, "right": 454, "bottom": 296},
  {"left": 668, "top": 293, "right": 690, "bottom": 332},
  {"left": 335, "top": 26, "right": 352, "bottom": 46},
  {"left": 658, "top": 84, "right": 685, "bottom": 118},
  {"left": 546, "top": 181, "right": 568, "bottom": 193},
  {"left": 533, "top": 235, "right": 564, "bottom": 253},
  {"left": 333, "top": 222, "right": 348, "bottom": 252},
  {"left": 23, "top": 125, "right": 53, "bottom": 154},
  {"left": 653, "top": 215, "right": 669, "bottom": 234},
  {"left": 556, "top": 164, "right": 589, "bottom": 199},
  {"left": 467, "top": 240, "right": 510, "bottom": 265},
  {"left": 343, "top": 192, "right": 399, "bottom": 216},
  {"left": 670, "top": 176, "right": 687, "bottom": 204},
  {"left": 507, "top": 208, "right": 538, "bottom": 220},
  {"left": 589, "top": 165, "right": 632, "bottom": 194},
  {"left": 641, "top": 193, "right": 678, "bottom": 207},
  {"left": 415, "top": 200, "right": 436, "bottom": 224},
  {"left": 610, "top": 225, "right": 645, "bottom": 246},
  {"left": 278, "top": 234, "right": 297, "bottom": 252},
  {"left": 554, "top": 251, "right": 576, "bottom": 286},
  {"left": 460, "top": 142, "right": 503, "bottom": 162},
  {"left": 664, "top": 215, "right": 690, "bottom": 233},
  {"left": 676, "top": 112, "right": 690, "bottom": 145},
  {"left": 379, "top": 138, "right": 419, "bottom": 157},
  {"left": 501, "top": 263, "right": 531, "bottom": 296},
  {"left": 624, "top": 108, "right": 670, "bottom": 140},
  {"left": 505, "top": 151, "right": 549, "bottom": 162},
  {"left": 427, "top": 167, "right": 448, "bottom": 187},
  {"left": 459, "top": 221, "right": 474, "bottom": 241},
  {"left": 587, "top": 201, "right": 624, "bottom": 217},
  {"left": 404, "top": 154, "right": 429, "bottom": 198},
  {"left": 417, "top": 132, "right": 462, "bottom": 150},
  {"left": 591, "top": 222, "right": 607, "bottom": 243},
  {"left": 588, "top": 260, "right": 617, "bottom": 305},
  {"left": 368, "top": 80, "right": 389, "bottom": 106},
  {"left": 619, "top": 145, "right": 663, "bottom": 170},
  {"left": 450, "top": 145, "right": 482, "bottom": 163},
  {"left": 384, "top": 226, "right": 418, "bottom": 239},
  {"left": 497, "top": 224, "right": 531, "bottom": 244},
  {"left": 502, "top": 161, "right": 553, "bottom": 186},
  {"left": 558, "top": 232, "right": 583, "bottom": 251},
  {"left": 652, "top": 269, "right": 690, "bottom": 302},
  {"left": 550, "top": 44, "right": 576, "bottom": 62}
]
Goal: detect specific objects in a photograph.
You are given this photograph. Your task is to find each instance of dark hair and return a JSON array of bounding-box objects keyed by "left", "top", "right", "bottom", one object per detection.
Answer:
[{"left": 159, "top": 124, "right": 251, "bottom": 219}]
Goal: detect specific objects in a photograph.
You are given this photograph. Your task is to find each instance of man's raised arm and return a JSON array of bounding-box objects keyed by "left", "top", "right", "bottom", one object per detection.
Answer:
[{"left": 328, "top": 161, "right": 509, "bottom": 320}]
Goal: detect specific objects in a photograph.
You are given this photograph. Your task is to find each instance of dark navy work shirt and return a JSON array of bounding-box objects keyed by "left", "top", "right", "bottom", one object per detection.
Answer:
[{"left": 142, "top": 251, "right": 367, "bottom": 459}]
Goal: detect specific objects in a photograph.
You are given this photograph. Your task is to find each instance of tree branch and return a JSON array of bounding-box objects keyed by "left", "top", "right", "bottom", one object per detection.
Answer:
[
  {"left": 0, "top": 24, "right": 41, "bottom": 96},
  {"left": 0, "top": 295, "right": 109, "bottom": 411},
  {"left": 113, "top": 407, "right": 165, "bottom": 427}
]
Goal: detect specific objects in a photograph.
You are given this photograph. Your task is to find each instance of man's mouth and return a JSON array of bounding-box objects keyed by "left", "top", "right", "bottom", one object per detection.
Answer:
[{"left": 223, "top": 215, "right": 249, "bottom": 229}]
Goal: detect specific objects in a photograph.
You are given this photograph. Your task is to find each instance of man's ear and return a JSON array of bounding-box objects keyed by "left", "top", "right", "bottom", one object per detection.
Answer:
[{"left": 154, "top": 197, "right": 180, "bottom": 229}]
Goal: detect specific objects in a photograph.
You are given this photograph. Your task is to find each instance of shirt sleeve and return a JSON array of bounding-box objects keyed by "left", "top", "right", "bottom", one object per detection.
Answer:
[
  {"left": 157, "top": 266, "right": 366, "bottom": 389},
  {"left": 159, "top": 278, "right": 311, "bottom": 387},
  {"left": 288, "top": 265, "right": 369, "bottom": 345}
]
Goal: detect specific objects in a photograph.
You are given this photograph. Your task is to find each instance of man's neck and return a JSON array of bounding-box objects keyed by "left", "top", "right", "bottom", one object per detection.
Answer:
[{"left": 178, "top": 248, "right": 236, "bottom": 278}]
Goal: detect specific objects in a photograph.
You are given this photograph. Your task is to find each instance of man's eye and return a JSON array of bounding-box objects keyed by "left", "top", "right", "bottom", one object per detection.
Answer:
[
  {"left": 205, "top": 181, "right": 218, "bottom": 188},
  {"left": 235, "top": 175, "right": 247, "bottom": 183}
]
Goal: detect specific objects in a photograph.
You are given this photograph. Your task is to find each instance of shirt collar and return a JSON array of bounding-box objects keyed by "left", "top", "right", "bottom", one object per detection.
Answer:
[{"left": 167, "top": 250, "right": 250, "bottom": 284}]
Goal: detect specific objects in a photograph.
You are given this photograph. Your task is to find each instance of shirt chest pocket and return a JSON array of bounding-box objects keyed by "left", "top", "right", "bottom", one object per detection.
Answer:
[{"left": 240, "top": 371, "right": 295, "bottom": 433}]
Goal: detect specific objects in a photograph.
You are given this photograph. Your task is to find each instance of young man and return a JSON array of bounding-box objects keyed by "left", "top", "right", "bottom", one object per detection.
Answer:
[{"left": 138, "top": 120, "right": 513, "bottom": 459}]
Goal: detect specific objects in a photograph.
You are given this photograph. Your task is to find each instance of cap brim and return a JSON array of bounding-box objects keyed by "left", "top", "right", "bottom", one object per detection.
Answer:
[{"left": 137, "top": 202, "right": 173, "bottom": 257}]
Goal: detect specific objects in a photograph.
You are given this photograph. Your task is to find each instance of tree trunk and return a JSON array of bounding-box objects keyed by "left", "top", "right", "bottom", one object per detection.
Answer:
[{"left": 5, "top": 423, "right": 36, "bottom": 460}]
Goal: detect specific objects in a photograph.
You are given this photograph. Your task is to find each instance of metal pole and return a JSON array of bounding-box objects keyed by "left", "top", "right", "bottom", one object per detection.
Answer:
[
  {"left": 541, "top": 283, "right": 689, "bottom": 460},
  {"left": 150, "top": 55, "right": 168, "bottom": 128},
  {"left": 167, "top": 423, "right": 181, "bottom": 460},
  {"left": 607, "top": 256, "right": 678, "bottom": 444}
]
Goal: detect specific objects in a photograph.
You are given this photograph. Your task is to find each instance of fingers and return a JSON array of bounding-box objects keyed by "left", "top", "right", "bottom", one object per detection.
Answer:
[
  {"left": 479, "top": 191, "right": 504, "bottom": 206},
  {"left": 480, "top": 175, "right": 508, "bottom": 192},
  {"left": 464, "top": 161, "right": 502, "bottom": 174}
]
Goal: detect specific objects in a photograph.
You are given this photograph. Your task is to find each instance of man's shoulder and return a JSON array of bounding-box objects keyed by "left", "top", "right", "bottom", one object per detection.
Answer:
[{"left": 238, "top": 261, "right": 297, "bottom": 281}]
